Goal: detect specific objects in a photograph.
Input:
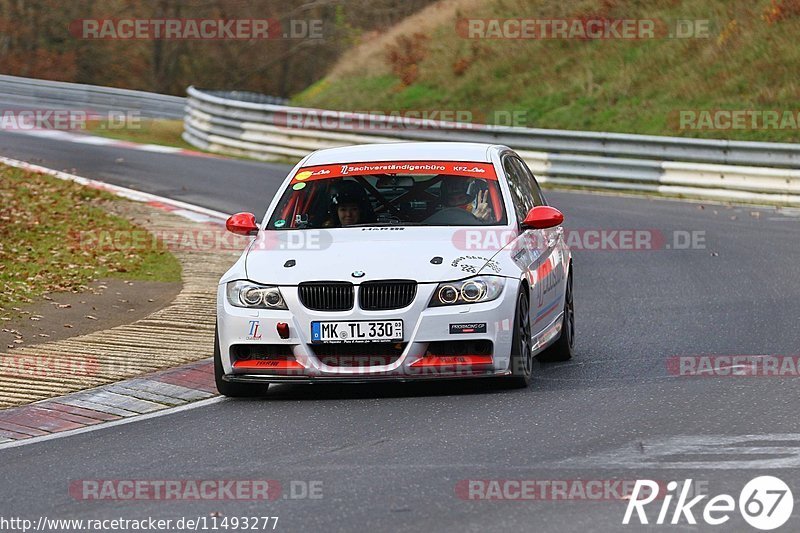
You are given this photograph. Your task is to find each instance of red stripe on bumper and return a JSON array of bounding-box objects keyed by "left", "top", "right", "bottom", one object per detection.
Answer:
[{"left": 410, "top": 355, "right": 493, "bottom": 367}]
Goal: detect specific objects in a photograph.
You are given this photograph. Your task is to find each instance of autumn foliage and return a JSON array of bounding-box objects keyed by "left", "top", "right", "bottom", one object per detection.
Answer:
[
  {"left": 0, "top": 0, "right": 435, "bottom": 97},
  {"left": 386, "top": 32, "right": 429, "bottom": 86},
  {"left": 763, "top": 0, "right": 800, "bottom": 23}
]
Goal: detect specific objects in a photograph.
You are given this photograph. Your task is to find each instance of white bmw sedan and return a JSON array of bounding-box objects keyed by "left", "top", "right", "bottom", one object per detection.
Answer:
[{"left": 215, "top": 142, "right": 573, "bottom": 396}]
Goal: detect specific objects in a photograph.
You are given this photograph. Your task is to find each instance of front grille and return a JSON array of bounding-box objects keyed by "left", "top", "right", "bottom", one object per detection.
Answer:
[
  {"left": 298, "top": 282, "right": 354, "bottom": 311},
  {"left": 312, "top": 342, "right": 406, "bottom": 367},
  {"left": 359, "top": 280, "right": 417, "bottom": 310}
]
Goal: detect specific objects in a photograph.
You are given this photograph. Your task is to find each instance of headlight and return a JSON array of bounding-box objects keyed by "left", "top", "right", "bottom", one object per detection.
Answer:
[
  {"left": 428, "top": 276, "right": 505, "bottom": 307},
  {"left": 226, "top": 281, "right": 287, "bottom": 309}
]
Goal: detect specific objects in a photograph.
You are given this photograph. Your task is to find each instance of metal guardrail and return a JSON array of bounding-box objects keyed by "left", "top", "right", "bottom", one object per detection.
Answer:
[
  {"left": 0, "top": 74, "right": 186, "bottom": 119},
  {"left": 183, "top": 87, "right": 800, "bottom": 206},
  {"left": 0, "top": 76, "right": 796, "bottom": 205},
  {"left": 195, "top": 89, "right": 288, "bottom": 106}
]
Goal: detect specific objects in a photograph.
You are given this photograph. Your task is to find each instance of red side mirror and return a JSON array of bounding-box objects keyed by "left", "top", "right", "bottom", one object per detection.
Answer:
[
  {"left": 521, "top": 206, "right": 564, "bottom": 230},
  {"left": 226, "top": 212, "right": 259, "bottom": 236}
]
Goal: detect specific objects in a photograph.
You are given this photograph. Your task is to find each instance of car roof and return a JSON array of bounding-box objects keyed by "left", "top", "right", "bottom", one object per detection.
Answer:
[{"left": 301, "top": 142, "right": 510, "bottom": 166}]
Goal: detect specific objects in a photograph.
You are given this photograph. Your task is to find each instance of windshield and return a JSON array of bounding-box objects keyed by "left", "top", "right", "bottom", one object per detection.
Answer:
[{"left": 267, "top": 160, "right": 507, "bottom": 229}]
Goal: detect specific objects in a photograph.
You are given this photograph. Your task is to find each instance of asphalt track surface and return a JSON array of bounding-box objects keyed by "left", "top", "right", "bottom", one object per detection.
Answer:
[{"left": 2, "top": 128, "right": 800, "bottom": 532}]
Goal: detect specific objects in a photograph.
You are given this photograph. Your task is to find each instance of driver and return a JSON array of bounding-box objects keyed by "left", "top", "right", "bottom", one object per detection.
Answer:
[{"left": 439, "top": 176, "right": 492, "bottom": 221}]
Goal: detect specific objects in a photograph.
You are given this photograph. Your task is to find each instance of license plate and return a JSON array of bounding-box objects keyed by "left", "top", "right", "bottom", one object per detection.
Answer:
[{"left": 311, "top": 320, "right": 403, "bottom": 343}]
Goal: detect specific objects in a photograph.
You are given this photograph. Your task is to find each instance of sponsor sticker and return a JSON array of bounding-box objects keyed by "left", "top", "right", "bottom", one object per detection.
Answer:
[
  {"left": 449, "top": 323, "right": 488, "bottom": 334},
  {"left": 246, "top": 320, "right": 262, "bottom": 341}
]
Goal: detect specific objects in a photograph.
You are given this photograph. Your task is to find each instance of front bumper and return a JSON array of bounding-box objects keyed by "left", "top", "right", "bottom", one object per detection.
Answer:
[{"left": 216, "top": 279, "right": 519, "bottom": 382}]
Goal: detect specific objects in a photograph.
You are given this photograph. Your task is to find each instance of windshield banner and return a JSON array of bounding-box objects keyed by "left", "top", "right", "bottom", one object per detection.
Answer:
[{"left": 291, "top": 161, "right": 498, "bottom": 182}]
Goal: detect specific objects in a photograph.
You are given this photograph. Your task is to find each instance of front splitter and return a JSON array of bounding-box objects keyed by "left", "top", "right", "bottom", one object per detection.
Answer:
[{"left": 223, "top": 369, "right": 511, "bottom": 384}]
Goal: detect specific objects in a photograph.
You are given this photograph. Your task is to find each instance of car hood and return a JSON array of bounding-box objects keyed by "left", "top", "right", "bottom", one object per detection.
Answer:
[{"left": 244, "top": 227, "right": 513, "bottom": 285}]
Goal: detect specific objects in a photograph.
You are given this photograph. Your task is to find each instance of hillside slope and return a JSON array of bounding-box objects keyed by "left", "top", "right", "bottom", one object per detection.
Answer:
[{"left": 294, "top": 0, "right": 800, "bottom": 142}]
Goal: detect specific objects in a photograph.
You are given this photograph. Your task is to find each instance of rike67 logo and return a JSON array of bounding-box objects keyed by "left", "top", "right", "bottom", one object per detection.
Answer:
[{"left": 623, "top": 476, "right": 793, "bottom": 530}]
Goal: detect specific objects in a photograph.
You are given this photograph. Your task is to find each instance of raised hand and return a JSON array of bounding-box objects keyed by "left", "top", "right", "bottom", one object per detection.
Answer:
[{"left": 472, "top": 189, "right": 491, "bottom": 221}]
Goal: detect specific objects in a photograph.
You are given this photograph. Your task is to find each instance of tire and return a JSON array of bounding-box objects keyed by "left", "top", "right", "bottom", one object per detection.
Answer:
[
  {"left": 536, "top": 268, "right": 574, "bottom": 363},
  {"left": 214, "top": 323, "right": 268, "bottom": 397},
  {"left": 507, "top": 289, "right": 534, "bottom": 388}
]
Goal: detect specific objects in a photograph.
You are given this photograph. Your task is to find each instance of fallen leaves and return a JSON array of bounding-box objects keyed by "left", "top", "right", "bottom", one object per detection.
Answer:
[{"left": 0, "top": 164, "right": 178, "bottom": 318}]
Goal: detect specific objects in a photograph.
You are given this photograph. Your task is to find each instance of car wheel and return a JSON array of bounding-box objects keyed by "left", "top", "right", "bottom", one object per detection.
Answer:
[
  {"left": 537, "top": 268, "right": 574, "bottom": 363},
  {"left": 507, "top": 289, "right": 534, "bottom": 388},
  {"left": 214, "top": 322, "right": 269, "bottom": 397}
]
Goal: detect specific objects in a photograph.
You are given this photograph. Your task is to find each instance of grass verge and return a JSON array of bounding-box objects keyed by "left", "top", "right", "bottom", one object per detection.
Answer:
[
  {"left": 84, "top": 118, "right": 194, "bottom": 150},
  {"left": 0, "top": 164, "right": 182, "bottom": 314},
  {"left": 81, "top": 119, "right": 297, "bottom": 164},
  {"left": 293, "top": 0, "right": 800, "bottom": 143}
]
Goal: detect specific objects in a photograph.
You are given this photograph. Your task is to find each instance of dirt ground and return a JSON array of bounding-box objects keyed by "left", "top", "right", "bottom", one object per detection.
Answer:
[{"left": 1, "top": 278, "right": 181, "bottom": 349}]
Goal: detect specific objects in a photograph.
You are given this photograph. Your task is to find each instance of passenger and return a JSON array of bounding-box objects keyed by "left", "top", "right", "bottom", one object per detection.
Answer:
[{"left": 439, "top": 176, "right": 492, "bottom": 221}]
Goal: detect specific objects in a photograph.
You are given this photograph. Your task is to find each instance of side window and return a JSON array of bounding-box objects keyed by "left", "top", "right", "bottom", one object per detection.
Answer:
[
  {"left": 512, "top": 157, "right": 545, "bottom": 207},
  {"left": 502, "top": 156, "right": 529, "bottom": 224}
]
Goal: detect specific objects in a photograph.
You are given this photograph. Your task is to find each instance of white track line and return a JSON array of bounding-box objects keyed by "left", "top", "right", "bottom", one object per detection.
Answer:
[
  {"left": 0, "top": 155, "right": 228, "bottom": 222},
  {"left": 9, "top": 128, "right": 196, "bottom": 156},
  {"left": 0, "top": 397, "right": 226, "bottom": 451}
]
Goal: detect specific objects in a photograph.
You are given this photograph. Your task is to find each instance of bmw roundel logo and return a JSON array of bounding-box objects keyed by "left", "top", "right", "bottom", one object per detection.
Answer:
[{"left": 352, "top": 270, "right": 365, "bottom": 278}]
